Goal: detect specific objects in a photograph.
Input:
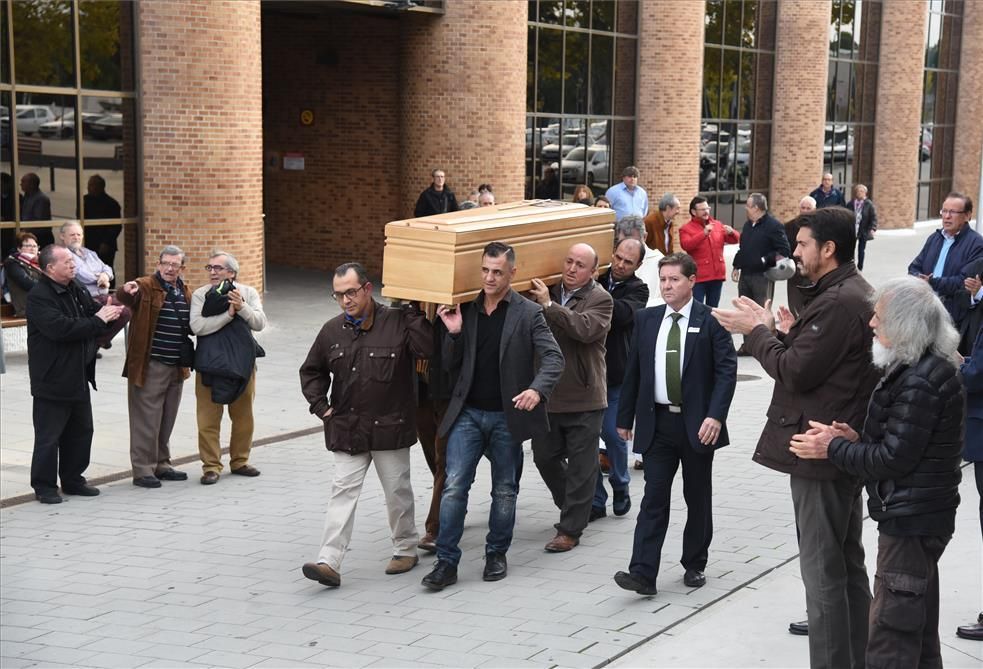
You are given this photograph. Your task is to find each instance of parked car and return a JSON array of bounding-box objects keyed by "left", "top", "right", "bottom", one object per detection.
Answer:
[
  {"left": 38, "top": 111, "right": 101, "bottom": 139},
  {"left": 8, "top": 106, "right": 57, "bottom": 135},
  {"left": 84, "top": 113, "right": 123, "bottom": 140}
]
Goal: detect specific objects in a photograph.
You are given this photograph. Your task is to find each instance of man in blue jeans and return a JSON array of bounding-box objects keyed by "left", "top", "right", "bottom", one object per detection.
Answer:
[
  {"left": 422, "top": 242, "right": 564, "bottom": 590},
  {"left": 592, "top": 237, "right": 648, "bottom": 521}
]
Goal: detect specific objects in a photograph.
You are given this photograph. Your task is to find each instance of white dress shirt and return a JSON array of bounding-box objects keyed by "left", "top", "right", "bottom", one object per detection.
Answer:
[{"left": 654, "top": 298, "right": 694, "bottom": 405}]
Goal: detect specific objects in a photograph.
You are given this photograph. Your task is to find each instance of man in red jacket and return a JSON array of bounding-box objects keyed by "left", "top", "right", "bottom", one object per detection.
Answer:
[{"left": 678, "top": 196, "right": 739, "bottom": 308}]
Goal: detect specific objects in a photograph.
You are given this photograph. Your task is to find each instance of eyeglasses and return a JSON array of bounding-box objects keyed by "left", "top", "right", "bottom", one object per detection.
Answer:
[
  {"left": 332, "top": 283, "right": 367, "bottom": 301},
  {"left": 940, "top": 209, "right": 966, "bottom": 216},
  {"left": 204, "top": 265, "right": 229, "bottom": 272},
  {"left": 158, "top": 261, "right": 183, "bottom": 270}
]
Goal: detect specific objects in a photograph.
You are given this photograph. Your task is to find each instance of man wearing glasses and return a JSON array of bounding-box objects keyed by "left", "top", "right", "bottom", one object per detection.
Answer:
[
  {"left": 908, "top": 192, "right": 983, "bottom": 351},
  {"left": 190, "top": 252, "right": 267, "bottom": 485},
  {"left": 300, "top": 262, "right": 433, "bottom": 588},
  {"left": 117, "top": 246, "right": 194, "bottom": 488}
]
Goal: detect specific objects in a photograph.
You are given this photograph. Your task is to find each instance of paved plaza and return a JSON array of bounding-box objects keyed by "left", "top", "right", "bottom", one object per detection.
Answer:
[{"left": 1, "top": 224, "right": 981, "bottom": 668}]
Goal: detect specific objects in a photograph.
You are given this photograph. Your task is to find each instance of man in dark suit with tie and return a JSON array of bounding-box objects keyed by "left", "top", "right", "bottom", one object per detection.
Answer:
[
  {"left": 421, "top": 242, "right": 564, "bottom": 590},
  {"left": 613, "top": 252, "right": 737, "bottom": 595}
]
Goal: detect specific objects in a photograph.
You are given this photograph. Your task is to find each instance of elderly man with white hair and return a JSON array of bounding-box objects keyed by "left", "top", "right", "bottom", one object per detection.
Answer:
[{"left": 791, "top": 276, "right": 964, "bottom": 669}]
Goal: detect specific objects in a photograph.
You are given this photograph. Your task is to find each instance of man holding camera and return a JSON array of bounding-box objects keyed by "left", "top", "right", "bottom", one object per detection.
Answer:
[{"left": 190, "top": 251, "right": 267, "bottom": 485}]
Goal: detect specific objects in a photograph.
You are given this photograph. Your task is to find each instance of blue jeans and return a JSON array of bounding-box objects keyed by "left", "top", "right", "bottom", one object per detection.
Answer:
[
  {"left": 436, "top": 406, "right": 522, "bottom": 566},
  {"left": 594, "top": 384, "right": 630, "bottom": 508},
  {"left": 693, "top": 280, "right": 723, "bottom": 308}
]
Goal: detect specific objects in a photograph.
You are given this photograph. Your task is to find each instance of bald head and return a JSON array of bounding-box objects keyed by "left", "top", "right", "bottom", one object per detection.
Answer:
[{"left": 563, "top": 243, "right": 599, "bottom": 292}]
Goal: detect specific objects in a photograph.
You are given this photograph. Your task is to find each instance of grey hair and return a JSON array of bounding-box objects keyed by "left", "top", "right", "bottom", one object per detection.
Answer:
[
  {"left": 210, "top": 250, "right": 239, "bottom": 276},
  {"left": 658, "top": 192, "right": 679, "bottom": 212},
  {"left": 59, "top": 220, "right": 83, "bottom": 234},
  {"left": 159, "top": 245, "right": 186, "bottom": 264},
  {"left": 459, "top": 200, "right": 479, "bottom": 210},
  {"left": 872, "top": 277, "right": 960, "bottom": 366},
  {"left": 799, "top": 195, "right": 817, "bottom": 209},
  {"left": 748, "top": 192, "right": 768, "bottom": 211},
  {"left": 614, "top": 214, "right": 645, "bottom": 242}
]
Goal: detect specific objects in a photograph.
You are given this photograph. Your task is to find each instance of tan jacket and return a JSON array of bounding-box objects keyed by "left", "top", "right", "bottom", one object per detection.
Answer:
[{"left": 116, "top": 274, "right": 193, "bottom": 388}]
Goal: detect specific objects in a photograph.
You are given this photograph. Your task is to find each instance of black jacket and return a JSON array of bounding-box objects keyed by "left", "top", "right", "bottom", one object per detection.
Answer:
[
  {"left": 26, "top": 275, "right": 107, "bottom": 402},
  {"left": 3, "top": 253, "right": 41, "bottom": 317},
  {"left": 846, "top": 198, "right": 878, "bottom": 239},
  {"left": 733, "top": 213, "right": 790, "bottom": 274},
  {"left": 600, "top": 270, "right": 649, "bottom": 385},
  {"left": 414, "top": 185, "right": 459, "bottom": 218},
  {"left": 828, "top": 352, "right": 964, "bottom": 537},
  {"left": 194, "top": 288, "right": 265, "bottom": 404}
]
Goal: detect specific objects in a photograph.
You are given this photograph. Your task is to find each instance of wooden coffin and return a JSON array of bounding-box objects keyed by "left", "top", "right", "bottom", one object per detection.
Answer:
[{"left": 382, "top": 200, "right": 615, "bottom": 305}]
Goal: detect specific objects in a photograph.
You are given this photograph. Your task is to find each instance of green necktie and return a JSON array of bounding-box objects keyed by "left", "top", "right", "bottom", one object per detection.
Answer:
[{"left": 666, "top": 312, "right": 682, "bottom": 405}]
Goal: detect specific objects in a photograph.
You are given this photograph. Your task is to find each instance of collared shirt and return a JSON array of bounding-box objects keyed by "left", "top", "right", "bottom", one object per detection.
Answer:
[
  {"left": 70, "top": 246, "right": 113, "bottom": 296},
  {"left": 560, "top": 283, "right": 585, "bottom": 306},
  {"left": 605, "top": 182, "right": 649, "bottom": 221},
  {"left": 150, "top": 273, "right": 190, "bottom": 365},
  {"left": 466, "top": 292, "right": 511, "bottom": 411},
  {"left": 654, "top": 298, "right": 693, "bottom": 405},
  {"left": 932, "top": 228, "right": 958, "bottom": 278}
]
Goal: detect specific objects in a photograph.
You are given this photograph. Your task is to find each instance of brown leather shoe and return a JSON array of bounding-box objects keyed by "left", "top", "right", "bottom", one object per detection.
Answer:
[
  {"left": 200, "top": 471, "right": 219, "bottom": 485},
  {"left": 231, "top": 465, "right": 261, "bottom": 477},
  {"left": 544, "top": 531, "right": 579, "bottom": 553},
  {"left": 302, "top": 562, "right": 340, "bottom": 587},
  {"left": 599, "top": 451, "right": 611, "bottom": 473},
  {"left": 418, "top": 534, "right": 437, "bottom": 553},
  {"left": 385, "top": 555, "right": 419, "bottom": 574}
]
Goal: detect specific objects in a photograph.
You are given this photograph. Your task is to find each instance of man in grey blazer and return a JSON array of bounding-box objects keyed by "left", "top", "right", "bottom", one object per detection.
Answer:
[{"left": 422, "top": 242, "right": 564, "bottom": 590}]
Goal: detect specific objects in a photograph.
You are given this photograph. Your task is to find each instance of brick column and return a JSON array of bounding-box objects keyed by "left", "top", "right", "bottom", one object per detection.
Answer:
[
  {"left": 399, "top": 1, "right": 527, "bottom": 218},
  {"left": 138, "top": 1, "right": 264, "bottom": 290},
  {"left": 769, "top": 0, "right": 831, "bottom": 223},
  {"left": 871, "top": 1, "right": 928, "bottom": 229},
  {"left": 953, "top": 6, "right": 983, "bottom": 204},
  {"left": 635, "top": 1, "right": 704, "bottom": 206}
]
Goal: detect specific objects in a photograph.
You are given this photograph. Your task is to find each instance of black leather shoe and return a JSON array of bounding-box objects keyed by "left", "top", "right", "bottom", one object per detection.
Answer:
[
  {"left": 789, "top": 620, "right": 809, "bottom": 636},
  {"left": 62, "top": 484, "right": 100, "bottom": 496},
  {"left": 589, "top": 506, "right": 606, "bottom": 522},
  {"left": 683, "top": 568, "right": 706, "bottom": 588},
  {"left": 614, "top": 570, "right": 657, "bottom": 596},
  {"left": 36, "top": 492, "right": 63, "bottom": 505},
  {"left": 156, "top": 469, "right": 188, "bottom": 481},
  {"left": 133, "top": 476, "right": 162, "bottom": 488},
  {"left": 422, "top": 561, "right": 458, "bottom": 591},
  {"left": 956, "top": 613, "right": 983, "bottom": 641},
  {"left": 483, "top": 552, "right": 507, "bottom": 582},
  {"left": 613, "top": 489, "right": 631, "bottom": 516}
]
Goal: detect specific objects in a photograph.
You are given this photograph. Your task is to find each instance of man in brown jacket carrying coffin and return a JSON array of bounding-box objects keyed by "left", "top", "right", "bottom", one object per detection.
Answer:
[
  {"left": 529, "top": 243, "right": 613, "bottom": 553},
  {"left": 713, "top": 207, "right": 880, "bottom": 669},
  {"left": 299, "top": 262, "right": 433, "bottom": 588}
]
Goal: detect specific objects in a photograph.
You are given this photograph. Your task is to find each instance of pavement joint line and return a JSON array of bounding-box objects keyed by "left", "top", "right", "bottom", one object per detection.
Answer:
[{"left": 0, "top": 425, "right": 321, "bottom": 509}]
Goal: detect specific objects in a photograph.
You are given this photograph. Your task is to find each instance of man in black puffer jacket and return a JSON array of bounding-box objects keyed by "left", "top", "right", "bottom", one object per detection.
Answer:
[{"left": 790, "top": 276, "right": 965, "bottom": 669}]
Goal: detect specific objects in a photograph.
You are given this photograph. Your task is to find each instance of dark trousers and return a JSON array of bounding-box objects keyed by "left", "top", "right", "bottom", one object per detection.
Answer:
[
  {"left": 867, "top": 533, "right": 949, "bottom": 669},
  {"left": 737, "top": 271, "right": 774, "bottom": 307},
  {"left": 791, "top": 475, "right": 871, "bottom": 669},
  {"left": 629, "top": 406, "right": 714, "bottom": 586},
  {"left": 856, "top": 235, "right": 869, "bottom": 271},
  {"left": 31, "top": 397, "right": 94, "bottom": 494},
  {"left": 533, "top": 410, "right": 603, "bottom": 538},
  {"left": 693, "top": 280, "right": 724, "bottom": 308},
  {"left": 416, "top": 394, "right": 449, "bottom": 538},
  {"left": 976, "top": 461, "right": 983, "bottom": 536}
]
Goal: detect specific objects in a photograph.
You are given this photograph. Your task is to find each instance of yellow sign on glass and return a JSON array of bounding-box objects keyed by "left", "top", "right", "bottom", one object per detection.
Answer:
[{"left": 300, "top": 109, "right": 315, "bottom": 126}]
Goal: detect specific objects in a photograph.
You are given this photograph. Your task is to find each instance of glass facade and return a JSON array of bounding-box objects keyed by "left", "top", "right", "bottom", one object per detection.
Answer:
[
  {"left": 526, "top": 0, "right": 638, "bottom": 202},
  {"left": 0, "top": 0, "right": 136, "bottom": 270},
  {"left": 916, "top": 0, "right": 962, "bottom": 221},
  {"left": 700, "top": 0, "right": 776, "bottom": 229},
  {"left": 825, "top": 0, "right": 881, "bottom": 195}
]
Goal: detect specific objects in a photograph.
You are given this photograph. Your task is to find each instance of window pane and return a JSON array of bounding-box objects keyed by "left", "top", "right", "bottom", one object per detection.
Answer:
[
  {"left": 723, "top": 0, "right": 743, "bottom": 47},
  {"left": 705, "top": 1, "right": 723, "bottom": 45},
  {"left": 564, "top": 31, "right": 588, "bottom": 114},
  {"left": 829, "top": 1, "right": 840, "bottom": 58},
  {"left": 858, "top": 1, "right": 881, "bottom": 62},
  {"left": 721, "top": 48, "right": 740, "bottom": 119},
  {"left": 613, "top": 37, "right": 636, "bottom": 116},
  {"left": 753, "top": 52, "right": 774, "bottom": 120},
  {"left": 565, "top": 0, "right": 588, "bottom": 27},
  {"left": 587, "top": 118, "right": 609, "bottom": 190},
  {"left": 18, "top": 94, "right": 77, "bottom": 226},
  {"left": 1, "top": 91, "right": 12, "bottom": 222},
  {"left": 921, "top": 70, "right": 936, "bottom": 124},
  {"left": 79, "top": 0, "right": 135, "bottom": 92},
  {"left": 703, "top": 47, "right": 722, "bottom": 119},
  {"left": 919, "top": 127, "right": 933, "bottom": 181},
  {"left": 753, "top": 0, "right": 777, "bottom": 50},
  {"left": 525, "top": 117, "right": 535, "bottom": 198},
  {"left": 538, "top": 0, "right": 563, "bottom": 25},
  {"left": 749, "top": 124, "right": 771, "bottom": 191},
  {"left": 592, "top": 0, "right": 614, "bottom": 32},
  {"left": 82, "top": 96, "right": 136, "bottom": 219},
  {"left": 558, "top": 117, "right": 587, "bottom": 197},
  {"left": 739, "top": 52, "right": 755, "bottom": 119},
  {"left": 529, "top": 0, "right": 537, "bottom": 21},
  {"left": 527, "top": 27, "right": 536, "bottom": 113},
  {"left": 1, "top": 3, "right": 10, "bottom": 84},
  {"left": 615, "top": 0, "right": 637, "bottom": 34},
  {"left": 925, "top": 11, "right": 939, "bottom": 68},
  {"left": 838, "top": 0, "right": 855, "bottom": 59},
  {"left": 12, "top": 0, "right": 76, "bottom": 87},
  {"left": 536, "top": 28, "right": 562, "bottom": 113},
  {"left": 590, "top": 34, "right": 613, "bottom": 116}
]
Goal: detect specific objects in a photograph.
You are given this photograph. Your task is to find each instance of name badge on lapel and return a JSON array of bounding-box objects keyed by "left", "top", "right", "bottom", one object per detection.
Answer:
[{"left": 687, "top": 326, "right": 700, "bottom": 333}]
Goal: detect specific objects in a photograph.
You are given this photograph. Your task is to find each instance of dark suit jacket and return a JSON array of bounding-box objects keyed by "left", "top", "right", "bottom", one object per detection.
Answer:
[
  {"left": 440, "top": 289, "right": 564, "bottom": 442},
  {"left": 908, "top": 224, "right": 983, "bottom": 329},
  {"left": 846, "top": 198, "right": 878, "bottom": 239},
  {"left": 961, "top": 322, "right": 983, "bottom": 461},
  {"left": 600, "top": 270, "right": 649, "bottom": 384},
  {"left": 617, "top": 300, "right": 737, "bottom": 455}
]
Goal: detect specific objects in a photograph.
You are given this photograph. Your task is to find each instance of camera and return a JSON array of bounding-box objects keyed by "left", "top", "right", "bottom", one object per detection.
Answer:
[{"left": 215, "top": 279, "right": 235, "bottom": 295}]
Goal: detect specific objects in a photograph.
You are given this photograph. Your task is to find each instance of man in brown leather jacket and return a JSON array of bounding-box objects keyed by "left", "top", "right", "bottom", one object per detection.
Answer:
[
  {"left": 299, "top": 262, "right": 433, "bottom": 588},
  {"left": 714, "top": 207, "right": 880, "bottom": 669}
]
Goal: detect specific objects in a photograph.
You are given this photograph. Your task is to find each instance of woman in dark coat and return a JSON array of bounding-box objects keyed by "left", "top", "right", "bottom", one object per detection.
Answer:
[{"left": 3, "top": 231, "right": 42, "bottom": 317}]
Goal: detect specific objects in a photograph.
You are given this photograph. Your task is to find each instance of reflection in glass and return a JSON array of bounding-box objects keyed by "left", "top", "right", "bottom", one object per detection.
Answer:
[
  {"left": 723, "top": 1, "right": 742, "bottom": 47},
  {"left": 924, "top": 11, "right": 940, "bottom": 68},
  {"left": 538, "top": 0, "right": 563, "bottom": 25},
  {"left": 12, "top": 0, "right": 75, "bottom": 87},
  {"left": 82, "top": 96, "right": 135, "bottom": 218},
  {"left": 1, "top": 91, "right": 12, "bottom": 222},
  {"left": 19, "top": 95, "right": 77, "bottom": 221},
  {"left": 80, "top": 0, "right": 134, "bottom": 91},
  {"left": 615, "top": 0, "right": 637, "bottom": 35},
  {"left": 537, "top": 28, "right": 562, "bottom": 113},
  {"left": 592, "top": 0, "right": 614, "bottom": 32},
  {"left": 1, "top": 3, "right": 10, "bottom": 84},
  {"left": 590, "top": 34, "right": 613, "bottom": 116},
  {"left": 705, "top": 0, "right": 723, "bottom": 44},
  {"left": 564, "top": 31, "right": 588, "bottom": 114},
  {"left": 527, "top": 27, "right": 536, "bottom": 113},
  {"left": 703, "top": 48, "right": 722, "bottom": 119},
  {"left": 565, "top": 0, "right": 588, "bottom": 28}
]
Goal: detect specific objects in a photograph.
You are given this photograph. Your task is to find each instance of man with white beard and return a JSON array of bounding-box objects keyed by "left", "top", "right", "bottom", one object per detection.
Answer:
[
  {"left": 713, "top": 207, "right": 881, "bottom": 669},
  {"left": 790, "top": 276, "right": 964, "bottom": 668}
]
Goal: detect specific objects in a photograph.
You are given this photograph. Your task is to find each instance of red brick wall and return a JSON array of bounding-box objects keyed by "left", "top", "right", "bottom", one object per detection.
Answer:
[
  {"left": 953, "top": 6, "right": 983, "bottom": 205},
  {"left": 262, "top": 10, "right": 401, "bottom": 275},
  {"left": 872, "top": 1, "right": 928, "bottom": 229},
  {"left": 399, "top": 2, "right": 527, "bottom": 218},
  {"left": 138, "top": 0, "right": 264, "bottom": 290},
  {"left": 769, "top": 0, "right": 831, "bottom": 223}
]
